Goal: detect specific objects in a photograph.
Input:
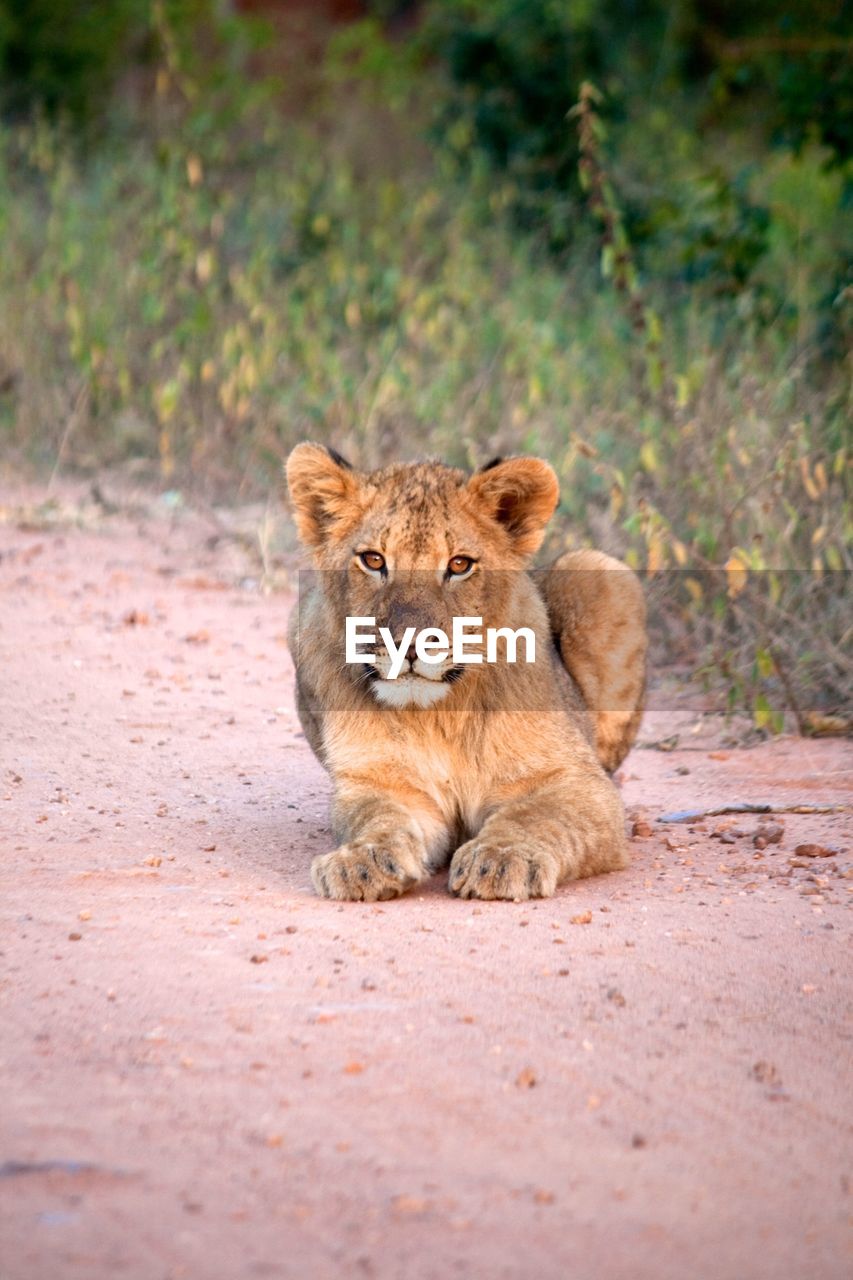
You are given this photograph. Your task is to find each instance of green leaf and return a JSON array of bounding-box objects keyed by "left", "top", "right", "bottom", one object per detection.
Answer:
[
  {"left": 755, "top": 648, "right": 774, "bottom": 680},
  {"left": 753, "top": 694, "right": 770, "bottom": 729}
]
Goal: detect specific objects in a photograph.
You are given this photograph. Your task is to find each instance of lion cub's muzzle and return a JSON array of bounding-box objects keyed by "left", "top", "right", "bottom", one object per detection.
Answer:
[{"left": 365, "top": 596, "right": 462, "bottom": 709}]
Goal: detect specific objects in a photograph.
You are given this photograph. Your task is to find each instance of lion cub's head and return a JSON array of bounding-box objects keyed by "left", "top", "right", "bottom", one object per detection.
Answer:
[{"left": 286, "top": 444, "right": 558, "bottom": 709}]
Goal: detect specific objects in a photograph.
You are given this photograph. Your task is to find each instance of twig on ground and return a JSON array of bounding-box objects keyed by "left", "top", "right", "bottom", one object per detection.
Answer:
[{"left": 658, "top": 802, "right": 850, "bottom": 823}]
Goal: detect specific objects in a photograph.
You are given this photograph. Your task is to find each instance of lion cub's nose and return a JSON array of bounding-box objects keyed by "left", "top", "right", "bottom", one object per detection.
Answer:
[{"left": 383, "top": 600, "right": 437, "bottom": 670}]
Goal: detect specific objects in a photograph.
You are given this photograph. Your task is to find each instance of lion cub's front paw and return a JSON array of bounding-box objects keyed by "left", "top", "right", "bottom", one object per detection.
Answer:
[
  {"left": 311, "top": 843, "right": 418, "bottom": 902},
  {"left": 448, "top": 838, "right": 559, "bottom": 901}
]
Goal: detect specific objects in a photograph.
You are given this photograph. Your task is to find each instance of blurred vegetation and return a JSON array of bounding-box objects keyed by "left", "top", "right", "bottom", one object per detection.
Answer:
[{"left": 0, "top": 0, "right": 850, "bottom": 731}]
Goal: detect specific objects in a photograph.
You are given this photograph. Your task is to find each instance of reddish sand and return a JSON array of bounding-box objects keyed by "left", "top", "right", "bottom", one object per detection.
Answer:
[{"left": 1, "top": 481, "right": 851, "bottom": 1280}]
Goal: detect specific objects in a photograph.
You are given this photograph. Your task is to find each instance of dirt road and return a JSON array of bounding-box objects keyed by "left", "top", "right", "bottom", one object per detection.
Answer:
[{"left": 1, "top": 481, "right": 851, "bottom": 1280}]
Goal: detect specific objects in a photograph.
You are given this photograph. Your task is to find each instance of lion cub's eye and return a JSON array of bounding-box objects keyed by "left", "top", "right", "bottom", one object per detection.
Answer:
[
  {"left": 447, "top": 555, "right": 475, "bottom": 578},
  {"left": 359, "top": 551, "right": 386, "bottom": 574}
]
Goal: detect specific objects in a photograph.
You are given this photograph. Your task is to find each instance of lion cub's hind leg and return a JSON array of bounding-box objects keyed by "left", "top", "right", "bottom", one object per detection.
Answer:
[{"left": 540, "top": 549, "right": 647, "bottom": 773}]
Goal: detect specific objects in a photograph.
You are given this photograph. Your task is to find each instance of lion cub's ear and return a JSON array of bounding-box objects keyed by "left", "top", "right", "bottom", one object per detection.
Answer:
[
  {"left": 466, "top": 456, "right": 559, "bottom": 556},
  {"left": 286, "top": 443, "right": 361, "bottom": 547}
]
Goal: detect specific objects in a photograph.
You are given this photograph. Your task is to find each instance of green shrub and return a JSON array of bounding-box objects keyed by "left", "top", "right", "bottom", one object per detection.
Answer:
[
  {"left": 0, "top": 0, "right": 261, "bottom": 127},
  {"left": 0, "top": 7, "right": 849, "bottom": 731},
  {"left": 0, "top": 0, "right": 148, "bottom": 123}
]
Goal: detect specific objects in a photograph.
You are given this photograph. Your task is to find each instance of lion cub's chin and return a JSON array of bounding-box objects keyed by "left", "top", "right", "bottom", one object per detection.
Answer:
[{"left": 371, "top": 676, "right": 453, "bottom": 710}]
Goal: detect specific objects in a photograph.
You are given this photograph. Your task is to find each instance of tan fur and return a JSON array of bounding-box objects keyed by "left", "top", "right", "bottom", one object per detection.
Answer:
[
  {"left": 285, "top": 443, "right": 647, "bottom": 901},
  {"left": 532, "top": 549, "right": 647, "bottom": 773}
]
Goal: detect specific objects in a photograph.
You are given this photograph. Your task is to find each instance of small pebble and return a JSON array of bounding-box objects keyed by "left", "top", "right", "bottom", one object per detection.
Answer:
[{"left": 795, "top": 843, "right": 833, "bottom": 859}]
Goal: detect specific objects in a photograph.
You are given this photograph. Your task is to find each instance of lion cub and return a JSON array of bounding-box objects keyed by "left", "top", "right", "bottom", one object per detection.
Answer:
[{"left": 286, "top": 444, "right": 647, "bottom": 901}]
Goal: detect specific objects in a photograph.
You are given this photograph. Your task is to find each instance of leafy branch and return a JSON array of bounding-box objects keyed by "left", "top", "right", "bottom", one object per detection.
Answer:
[{"left": 570, "top": 81, "right": 668, "bottom": 404}]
